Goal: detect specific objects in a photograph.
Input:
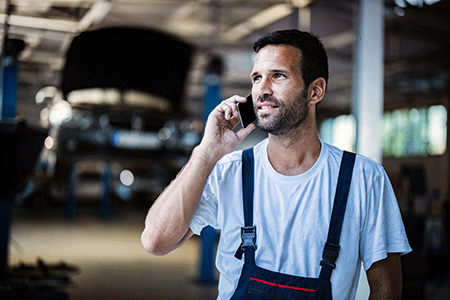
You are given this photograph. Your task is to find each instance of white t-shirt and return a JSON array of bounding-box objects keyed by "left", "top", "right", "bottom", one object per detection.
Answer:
[{"left": 190, "top": 139, "right": 411, "bottom": 300}]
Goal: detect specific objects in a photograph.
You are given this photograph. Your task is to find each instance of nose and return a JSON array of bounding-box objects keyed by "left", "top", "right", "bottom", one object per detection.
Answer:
[{"left": 253, "top": 77, "right": 273, "bottom": 99}]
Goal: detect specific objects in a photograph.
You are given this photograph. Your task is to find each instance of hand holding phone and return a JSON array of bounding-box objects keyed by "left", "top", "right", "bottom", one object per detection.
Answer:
[{"left": 238, "top": 94, "right": 256, "bottom": 128}]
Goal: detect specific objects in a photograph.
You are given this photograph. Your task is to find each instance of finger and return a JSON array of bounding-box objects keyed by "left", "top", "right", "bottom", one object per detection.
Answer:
[
  {"left": 220, "top": 96, "right": 245, "bottom": 120},
  {"left": 222, "top": 103, "right": 233, "bottom": 120},
  {"left": 224, "top": 95, "right": 246, "bottom": 104},
  {"left": 223, "top": 95, "right": 246, "bottom": 118}
]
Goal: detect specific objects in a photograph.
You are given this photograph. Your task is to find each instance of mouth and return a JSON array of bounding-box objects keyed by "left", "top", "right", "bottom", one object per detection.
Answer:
[{"left": 257, "top": 102, "right": 279, "bottom": 113}]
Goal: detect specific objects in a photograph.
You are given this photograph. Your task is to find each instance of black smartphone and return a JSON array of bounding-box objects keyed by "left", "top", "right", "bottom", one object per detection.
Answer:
[{"left": 238, "top": 94, "right": 256, "bottom": 128}]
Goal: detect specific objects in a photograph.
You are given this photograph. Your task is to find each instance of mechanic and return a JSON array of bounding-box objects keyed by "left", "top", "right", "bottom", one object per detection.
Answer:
[{"left": 141, "top": 29, "right": 411, "bottom": 299}]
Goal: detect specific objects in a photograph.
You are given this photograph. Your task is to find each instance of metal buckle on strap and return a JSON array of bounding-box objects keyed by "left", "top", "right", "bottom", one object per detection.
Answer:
[
  {"left": 241, "top": 226, "right": 257, "bottom": 249},
  {"left": 235, "top": 226, "right": 257, "bottom": 259},
  {"left": 320, "top": 242, "right": 340, "bottom": 269}
]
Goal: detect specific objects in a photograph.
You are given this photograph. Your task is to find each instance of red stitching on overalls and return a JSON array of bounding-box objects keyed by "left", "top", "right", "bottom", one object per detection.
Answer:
[{"left": 250, "top": 277, "right": 317, "bottom": 293}]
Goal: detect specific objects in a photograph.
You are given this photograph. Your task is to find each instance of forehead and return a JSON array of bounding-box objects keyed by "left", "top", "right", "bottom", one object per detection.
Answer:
[{"left": 252, "top": 45, "right": 302, "bottom": 72}]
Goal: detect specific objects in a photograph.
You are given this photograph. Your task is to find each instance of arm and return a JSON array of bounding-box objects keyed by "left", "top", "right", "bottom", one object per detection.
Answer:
[
  {"left": 141, "top": 95, "right": 255, "bottom": 255},
  {"left": 366, "top": 253, "right": 402, "bottom": 300}
]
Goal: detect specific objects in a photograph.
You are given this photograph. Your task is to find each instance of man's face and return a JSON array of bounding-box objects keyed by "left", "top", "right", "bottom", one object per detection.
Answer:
[{"left": 250, "top": 45, "right": 309, "bottom": 136}]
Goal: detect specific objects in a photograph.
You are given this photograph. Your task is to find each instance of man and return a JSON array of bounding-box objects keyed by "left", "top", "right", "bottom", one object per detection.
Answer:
[{"left": 141, "top": 29, "right": 411, "bottom": 299}]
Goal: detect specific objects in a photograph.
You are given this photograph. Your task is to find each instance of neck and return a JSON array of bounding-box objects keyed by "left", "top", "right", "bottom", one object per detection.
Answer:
[{"left": 266, "top": 120, "right": 321, "bottom": 176}]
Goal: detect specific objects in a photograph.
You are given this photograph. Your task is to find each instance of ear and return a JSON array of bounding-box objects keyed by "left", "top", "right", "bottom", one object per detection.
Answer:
[{"left": 308, "top": 77, "right": 326, "bottom": 105}]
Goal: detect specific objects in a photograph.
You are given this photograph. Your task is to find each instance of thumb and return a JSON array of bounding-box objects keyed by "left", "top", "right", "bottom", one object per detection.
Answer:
[{"left": 235, "top": 123, "right": 256, "bottom": 143}]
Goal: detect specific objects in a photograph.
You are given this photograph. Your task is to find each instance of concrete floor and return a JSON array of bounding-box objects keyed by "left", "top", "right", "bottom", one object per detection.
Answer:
[
  {"left": 7, "top": 198, "right": 450, "bottom": 300},
  {"left": 8, "top": 203, "right": 218, "bottom": 300}
]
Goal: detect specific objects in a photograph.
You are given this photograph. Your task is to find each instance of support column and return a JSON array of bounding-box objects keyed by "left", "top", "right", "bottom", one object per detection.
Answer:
[
  {"left": 352, "top": 0, "right": 385, "bottom": 164},
  {"left": 352, "top": 0, "right": 385, "bottom": 298},
  {"left": 0, "top": 38, "right": 24, "bottom": 274},
  {"left": 198, "top": 226, "right": 217, "bottom": 284},
  {"left": 1, "top": 65, "right": 18, "bottom": 120},
  {"left": 203, "top": 56, "right": 223, "bottom": 123},
  {"left": 195, "top": 56, "right": 223, "bottom": 285},
  {"left": 99, "top": 162, "right": 112, "bottom": 219},
  {"left": 290, "top": 6, "right": 311, "bottom": 32},
  {"left": 66, "top": 165, "right": 78, "bottom": 220},
  {"left": 0, "top": 198, "right": 12, "bottom": 274},
  {"left": 1, "top": 39, "right": 24, "bottom": 121}
]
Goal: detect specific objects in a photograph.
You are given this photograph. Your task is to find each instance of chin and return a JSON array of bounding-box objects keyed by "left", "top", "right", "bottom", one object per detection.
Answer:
[{"left": 257, "top": 119, "right": 280, "bottom": 135}]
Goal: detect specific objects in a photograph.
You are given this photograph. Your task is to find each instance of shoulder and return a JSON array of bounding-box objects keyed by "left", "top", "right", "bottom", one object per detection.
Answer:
[
  {"left": 324, "top": 142, "right": 386, "bottom": 184},
  {"left": 204, "top": 139, "right": 268, "bottom": 197},
  {"left": 215, "top": 150, "right": 243, "bottom": 168},
  {"left": 214, "top": 138, "right": 268, "bottom": 169}
]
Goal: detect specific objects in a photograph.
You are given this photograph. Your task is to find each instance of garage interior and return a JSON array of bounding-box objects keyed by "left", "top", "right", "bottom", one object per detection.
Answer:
[{"left": 1, "top": 0, "right": 450, "bottom": 299}]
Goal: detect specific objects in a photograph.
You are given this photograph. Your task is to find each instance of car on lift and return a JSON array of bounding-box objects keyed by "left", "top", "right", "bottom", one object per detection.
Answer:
[{"left": 37, "top": 27, "right": 202, "bottom": 207}]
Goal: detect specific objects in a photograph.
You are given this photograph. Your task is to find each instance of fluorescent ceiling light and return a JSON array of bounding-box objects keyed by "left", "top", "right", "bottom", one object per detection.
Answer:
[
  {"left": 0, "top": 14, "right": 78, "bottom": 32},
  {"left": 322, "top": 30, "right": 355, "bottom": 50},
  {"left": 291, "top": 0, "right": 315, "bottom": 8},
  {"left": 78, "top": 0, "right": 113, "bottom": 32},
  {"left": 0, "top": 0, "right": 112, "bottom": 33},
  {"left": 222, "top": 4, "right": 292, "bottom": 43}
]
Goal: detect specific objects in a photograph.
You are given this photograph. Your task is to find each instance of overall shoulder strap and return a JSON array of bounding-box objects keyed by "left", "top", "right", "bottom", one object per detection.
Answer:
[
  {"left": 319, "top": 151, "right": 356, "bottom": 280},
  {"left": 242, "top": 148, "right": 255, "bottom": 227},
  {"left": 234, "top": 148, "right": 256, "bottom": 264}
]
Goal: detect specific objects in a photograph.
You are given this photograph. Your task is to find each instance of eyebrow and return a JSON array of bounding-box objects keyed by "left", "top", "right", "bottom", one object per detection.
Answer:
[{"left": 250, "top": 68, "right": 289, "bottom": 79}]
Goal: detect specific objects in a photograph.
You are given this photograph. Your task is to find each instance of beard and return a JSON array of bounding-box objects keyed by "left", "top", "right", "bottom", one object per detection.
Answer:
[{"left": 256, "top": 88, "right": 309, "bottom": 136}]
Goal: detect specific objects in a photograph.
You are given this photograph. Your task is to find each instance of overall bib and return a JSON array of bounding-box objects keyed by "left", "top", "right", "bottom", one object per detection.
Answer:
[{"left": 230, "top": 148, "right": 356, "bottom": 300}]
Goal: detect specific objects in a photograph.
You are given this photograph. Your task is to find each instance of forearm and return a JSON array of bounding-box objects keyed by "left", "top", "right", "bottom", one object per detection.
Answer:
[
  {"left": 141, "top": 145, "right": 219, "bottom": 255},
  {"left": 141, "top": 95, "right": 255, "bottom": 255},
  {"left": 368, "top": 286, "right": 401, "bottom": 300},
  {"left": 367, "top": 254, "right": 402, "bottom": 300}
]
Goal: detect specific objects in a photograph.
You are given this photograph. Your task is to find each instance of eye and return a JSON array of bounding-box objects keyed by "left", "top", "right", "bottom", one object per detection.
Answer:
[
  {"left": 274, "top": 73, "right": 286, "bottom": 79},
  {"left": 252, "top": 75, "right": 262, "bottom": 83}
]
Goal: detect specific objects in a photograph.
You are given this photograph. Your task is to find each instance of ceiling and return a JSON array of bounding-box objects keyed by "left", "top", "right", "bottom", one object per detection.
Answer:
[{"left": 1, "top": 0, "right": 449, "bottom": 125}]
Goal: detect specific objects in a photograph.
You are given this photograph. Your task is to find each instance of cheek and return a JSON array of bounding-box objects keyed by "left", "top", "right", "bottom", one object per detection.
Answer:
[
  {"left": 273, "top": 84, "right": 297, "bottom": 101},
  {"left": 251, "top": 85, "right": 257, "bottom": 95}
]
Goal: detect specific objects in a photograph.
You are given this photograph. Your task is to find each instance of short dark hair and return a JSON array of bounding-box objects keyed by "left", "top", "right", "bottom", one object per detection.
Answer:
[{"left": 253, "top": 29, "right": 329, "bottom": 88}]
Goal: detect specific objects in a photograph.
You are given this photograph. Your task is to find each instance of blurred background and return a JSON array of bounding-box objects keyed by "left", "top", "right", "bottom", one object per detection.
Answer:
[{"left": 0, "top": 0, "right": 449, "bottom": 299}]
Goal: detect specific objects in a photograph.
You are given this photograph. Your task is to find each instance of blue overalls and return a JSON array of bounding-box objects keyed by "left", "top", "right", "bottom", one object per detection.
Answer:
[{"left": 230, "top": 148, "right": 356, "bottom": 300}]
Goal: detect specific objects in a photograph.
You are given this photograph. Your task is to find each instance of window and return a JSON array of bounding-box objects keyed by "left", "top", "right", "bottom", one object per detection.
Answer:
[
  {"left": 319, "top": 114, "right": 356, "bottom": 152},
  {"left": 319, "top": 105, "right": 447, "bottom": 157},
  {"left": 383, "top": 108, "right": 428, "bottom": 157},
  {"left": 427, "top": 105, "right": 447, "bottom": 155}
]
